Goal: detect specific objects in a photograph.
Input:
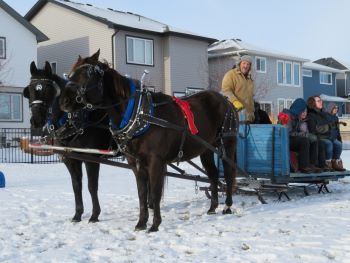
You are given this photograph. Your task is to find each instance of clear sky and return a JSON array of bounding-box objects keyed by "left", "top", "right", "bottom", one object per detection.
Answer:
[{"left": 5, "top": 0, "right": 350, "bottom": 64}]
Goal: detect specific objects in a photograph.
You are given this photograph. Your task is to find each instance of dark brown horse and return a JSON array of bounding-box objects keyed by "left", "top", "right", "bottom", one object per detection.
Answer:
[
  {"left": 60, "top": 50, "right": 237, "bottom": 232},
  {"left": 23, "top": 61, "right": 113, "bottom": 223}
]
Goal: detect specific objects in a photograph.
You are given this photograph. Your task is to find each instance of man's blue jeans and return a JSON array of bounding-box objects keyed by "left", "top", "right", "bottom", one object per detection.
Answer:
[{"left": 321, "top": 139, "right": 342, "bottom": 160}]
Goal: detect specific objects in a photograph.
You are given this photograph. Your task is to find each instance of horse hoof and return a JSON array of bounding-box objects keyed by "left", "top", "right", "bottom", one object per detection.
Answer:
[
  {"left": 148, "top": 225, "right": 159, "bottom": 232},
  {"left": 89, "top": 218, "right": 99, "bottom": 223},
  {"left": 222, "top": 208, "right": 232, "bottom": 214},
  {"left": 207, "top": 210, "right": 216, "bottom": 215},
  {"left": 71, "top": 217, "right": 81, "bottom": 223},
  {"left": 135, "top": 223, "right": 147, "bottom": 231}
]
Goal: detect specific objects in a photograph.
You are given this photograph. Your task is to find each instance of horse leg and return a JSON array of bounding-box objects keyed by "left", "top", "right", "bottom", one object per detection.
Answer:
[
  {"left": 222, "top": 139, "right": 236, "bottom": 214},
  {"left": 64, "top": 159, "right": 84, "bottom": 222},
  {"left": 85, "top": 162, "right": 101, "bottom": 223},
  {"left": 148, "top": 159, "right": 166, "bottom": 232},
  {"left": 200, "top": 150, "right": 219, "bottom": 214},
  {"left": 133, "top": 165, "right": 149, "bottom": 231},
  {"left": 147, "top": 181, "right": 154, "bottom": 209}
]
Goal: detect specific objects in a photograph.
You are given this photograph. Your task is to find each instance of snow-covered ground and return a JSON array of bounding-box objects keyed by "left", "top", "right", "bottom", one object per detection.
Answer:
[{"left": 1, "top": 152, "right": 350, "bottom": 263}]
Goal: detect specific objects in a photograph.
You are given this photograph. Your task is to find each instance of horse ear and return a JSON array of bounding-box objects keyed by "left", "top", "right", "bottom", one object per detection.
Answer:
[
  {"left": 23, "top": 86, "right": 30, "bottom": 98},
  {"left": 44, "top": 61, "right": 52, "bottom": 75},
  {"left": 30, "top": 61, "right": 37, "bottom": 75},
  {"left": 91, "top": 49, "right": 100, "bottom": 62},
  {"left": 77, "top": 55, "right": 82, "bottom": 63}
]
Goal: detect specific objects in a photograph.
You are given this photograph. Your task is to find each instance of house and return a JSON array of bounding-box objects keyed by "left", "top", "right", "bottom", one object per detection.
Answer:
[
  {"left": 25, "top": 0, "right": 216, "bottom": 96},
  {"left": 302, "top": 62, "right": 342, "bottom": 99},
  {"left": 208, "top": 38, "right": 308, "bottom": 119},
  {"left": 0, "top": 0, "right": 48, "bottom": 129},
  {"left": 314, "top": 57, "right": 350, "bottom": 98}
]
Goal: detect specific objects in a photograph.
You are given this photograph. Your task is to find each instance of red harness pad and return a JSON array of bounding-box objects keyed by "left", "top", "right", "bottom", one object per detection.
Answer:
[{"left": 172, "top": 96, "right": 199, "bottom": 135}]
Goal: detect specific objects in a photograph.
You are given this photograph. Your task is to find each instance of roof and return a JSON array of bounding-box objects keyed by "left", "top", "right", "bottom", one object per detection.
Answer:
[
  {"left": 0, "top": 0, "right": 48, "bottom": 42},
  {"left": 314, "top": 57, "right": 350, "bottom": 71},
  {"left": 208, "top": 38, "right": 308, "bottom": 62},
  {"left": 320, "top": 94, "right": 350, "bottom": 103},
  {"left": 303, "top": 62, "right": 343, "bottom": 73},
  {"left": 25, "top": 0, "right": 217, "bottom": 43}
]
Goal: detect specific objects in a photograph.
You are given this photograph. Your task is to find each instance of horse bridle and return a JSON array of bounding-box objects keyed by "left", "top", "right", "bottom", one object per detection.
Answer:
[
  {"left": 67, "top": 63, "right": 105, "bottom": 108},
  {"left": 29, "top": 78, "right": 61, "bottom": 108}
]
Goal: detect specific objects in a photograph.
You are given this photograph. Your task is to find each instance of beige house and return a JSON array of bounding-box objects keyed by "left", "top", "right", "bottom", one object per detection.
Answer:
[{"left": 25, "top": 0, "right": 216, "bottom": 95}]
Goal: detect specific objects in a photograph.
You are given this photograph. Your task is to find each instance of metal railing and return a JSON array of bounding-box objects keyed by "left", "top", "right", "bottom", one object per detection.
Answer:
[{"left": 0, "top": 128, "right": 60, "bottom": 163}]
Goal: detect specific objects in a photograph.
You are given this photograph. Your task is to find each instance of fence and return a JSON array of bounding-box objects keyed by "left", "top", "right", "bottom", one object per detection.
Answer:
[{"left": 0, "top": 128, "right": 60, "bottom": 164}]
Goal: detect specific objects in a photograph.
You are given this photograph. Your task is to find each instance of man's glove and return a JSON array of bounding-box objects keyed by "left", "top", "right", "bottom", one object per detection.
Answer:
[{"left": 230, "top": 99, "right": 244, "bottom": 111}]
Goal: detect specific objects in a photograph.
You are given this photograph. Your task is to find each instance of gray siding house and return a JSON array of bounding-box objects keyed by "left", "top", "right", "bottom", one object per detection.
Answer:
[
  {"left": 208, "top": 39, "right": 308, "bottom": 121},
  {"left": 25, "top": 0, "right": 216, "bottom": 95}
]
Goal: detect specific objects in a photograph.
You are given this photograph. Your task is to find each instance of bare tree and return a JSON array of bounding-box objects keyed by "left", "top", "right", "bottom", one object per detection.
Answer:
[{"left": 0, "top": 55, "right": 13, "bottom": 86}]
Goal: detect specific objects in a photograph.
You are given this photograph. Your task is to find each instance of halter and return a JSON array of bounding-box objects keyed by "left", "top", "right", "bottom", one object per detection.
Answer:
[
  {"left": 29, "top": 78, "right": 61, "bottom": 107},
  {"left": 67, "top": 63, "right": 104, "bottom": 108}
]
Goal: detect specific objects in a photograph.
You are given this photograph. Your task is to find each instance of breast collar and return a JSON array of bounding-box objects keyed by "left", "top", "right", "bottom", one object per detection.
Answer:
[{"left": 109, "top": 79, "right": 154, "bottom": 141}]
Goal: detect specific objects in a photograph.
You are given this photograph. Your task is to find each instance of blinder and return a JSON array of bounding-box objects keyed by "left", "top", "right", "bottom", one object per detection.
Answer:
[
  {"left": 69, "top": 63, "right": 105, "bottom": 109},
  {"left": 28, "top": 78, "right": 61, "bottom": 108}
]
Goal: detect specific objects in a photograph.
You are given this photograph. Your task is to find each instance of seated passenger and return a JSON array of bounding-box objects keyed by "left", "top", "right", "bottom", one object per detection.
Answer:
[
  {"left": 278, "top": 98, "right": 321, "bottom": 173},
  {"left": 307, "top": 96, "right": 345, "bottom": 171}
]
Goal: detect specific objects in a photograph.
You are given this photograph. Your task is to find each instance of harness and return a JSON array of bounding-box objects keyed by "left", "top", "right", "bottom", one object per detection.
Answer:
[{"left": 68, "top": 64, "right": 238, "bottom": 165}]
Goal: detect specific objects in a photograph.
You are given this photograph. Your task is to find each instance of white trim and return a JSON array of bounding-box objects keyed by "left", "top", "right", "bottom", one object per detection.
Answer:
[
  {"left": 320, "top": 71, "right": 333, "bottom": 85},
  {"left": 293, "top": 62, "right": 301, "bottom": 87},
  {"left": 126, "top": 36, "right": 154, "bottom": 66},
  {"left": 302, "top": 69, "right": 312, "bottom": 77},
  {"left": 255, "top": 56, "right": 266, "bottom": 73},
  {"left": 277, "top": 60, "right": 301, "bottom": 87},
  {"left": 0, "top": 93, "right": 23, "bottom": 122}
]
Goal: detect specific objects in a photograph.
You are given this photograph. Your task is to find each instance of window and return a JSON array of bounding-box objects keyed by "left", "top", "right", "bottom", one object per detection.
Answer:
[
  {"left": 320, "top": 72, "right": 332, "bottom": 85},
  {"left": 303, "top": 69, "right": 312, "bottom": 77},
  {"left": 50, "top": 62, "right": 57, "bottom": 74},
  {"left": 259, "top": 102, "right": 272, "bottom": 116},
  {"left": 277, "top": 60, "right": 301, "bottom": 86},
  {"left": 185, "top": 87, "right": 203, "bottom": 96},
  {"left": 0, "top": 93, "right": 22, "bottom": 121},
  {"left": 255, "top": 56, "right": 266, "bottom": 73},
  {"left": 277, "top": 98, "right": 294, "bottom": 113},
  {"left": 293, "top": 63, "right": 300, "bottom": 86},
  {"left": 126, "top": 36, "right": 154, "bottom": 66},
  {"left": 277, "top": 61, "right": 284, "bottom": 84},
  {"left": 0, "top": 37, "right": 5, "bottom": 59}
]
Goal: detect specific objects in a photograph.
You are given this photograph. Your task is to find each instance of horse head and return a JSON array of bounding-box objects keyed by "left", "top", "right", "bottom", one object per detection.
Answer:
[
  {"left": 23, "top": 61, "right": 62, "bottom": 128},
  {"left": 60, "top": 49, "right": 109, "bottom": 112}
]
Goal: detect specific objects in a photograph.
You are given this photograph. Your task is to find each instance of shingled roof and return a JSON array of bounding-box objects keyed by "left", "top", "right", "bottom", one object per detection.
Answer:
[{"left": 25, "top": 0, "right": 217, "bottom": 43}]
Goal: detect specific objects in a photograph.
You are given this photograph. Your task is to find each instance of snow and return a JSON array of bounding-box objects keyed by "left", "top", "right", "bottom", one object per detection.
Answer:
[{"left": 1, "top": 152, "right": 350, "bottom": 262}]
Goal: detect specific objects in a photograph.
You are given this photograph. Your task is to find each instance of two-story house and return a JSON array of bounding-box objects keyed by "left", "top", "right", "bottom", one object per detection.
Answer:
[
  {"left": 302, "top": 62, "right": 342, "bottom": 99},
  {"left": 0, "top": 0, "right": 48, "bottom": 129},
  {"left": 208, "top": 38, "right": 308, "bottom": 119},
  {"left": 314, "top": 57, "right": 350, "bottom": 98},
  {"left": 25, "top": 0, "right": 216, "bottom": 96}
]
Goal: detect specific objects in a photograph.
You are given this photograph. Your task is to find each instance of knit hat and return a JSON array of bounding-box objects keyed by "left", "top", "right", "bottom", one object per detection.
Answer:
[
  {"left": 289, "top": 98, "right": 307, "bottom": 117},
  {"left": 239, "top": 55, "right": 252, "bottom": 64}
]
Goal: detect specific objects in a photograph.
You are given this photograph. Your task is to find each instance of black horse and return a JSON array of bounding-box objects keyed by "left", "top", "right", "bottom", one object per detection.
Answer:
[
  {"left": 23, "top": 61, "right": 113, "bottom": 223},
  {"left": 60, "top": 50, "right": 237, "bottom": 232}
]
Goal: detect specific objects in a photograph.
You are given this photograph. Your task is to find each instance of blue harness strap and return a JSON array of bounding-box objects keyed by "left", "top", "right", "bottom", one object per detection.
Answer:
[
  {"left": 47, "top": 112, "right": 68, "bottom": 128},
  {"left": 118, "top": 79, "right": 136, "bottom": 129}
]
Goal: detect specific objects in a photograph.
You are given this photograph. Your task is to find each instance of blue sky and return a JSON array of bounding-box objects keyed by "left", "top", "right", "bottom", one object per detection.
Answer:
[{"left": 6, "top": 0, "right": 350, "bottom": 64}]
